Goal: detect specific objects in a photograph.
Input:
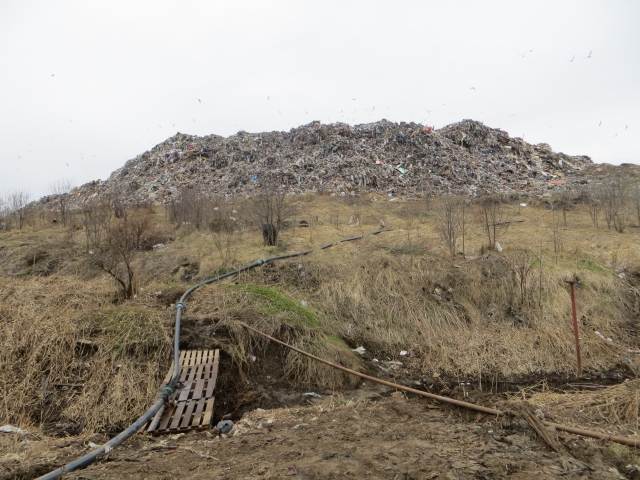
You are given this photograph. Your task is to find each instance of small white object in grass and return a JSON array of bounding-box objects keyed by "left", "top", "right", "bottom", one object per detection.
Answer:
[
  {"left": 300, "top": 299, "right": 308, "bottom": 307},
  {"left": 399, "top": 350, "right": 408, "bottom": 356},
  {"left": 88, "top": 442, "right": 99, "bottom": 449},
  {"left": 520, "top": 203, "right": 527, "bottom": 207},
  {"left": 255, "top": 408, "right": 265, "bottom": 412},
  {"left": 152, "top": 243, "right": 165, "bottom": 249},
  {"left": 496, "top": 242, "right": 503, "bottom": 253},
  {"left": 607, "top": 337, "right": 614, "bottom": 342},
  {"left": 303, "top": 392, "right": 322, "bottom": 399},
  {"left": 104, "top": 445, "right": 113, "bottom": 453},
  {"left": 0, "top": 425, "right": 26, "bottom": 435},
  {"left": 372, "top": 358, "right": 379, "bottom": 363},
  {"left": 352, "top": 346, "right": 366, "bottom": 355},
  {"left": 248, "top": 355, "right": 256, "bottom": 362}
]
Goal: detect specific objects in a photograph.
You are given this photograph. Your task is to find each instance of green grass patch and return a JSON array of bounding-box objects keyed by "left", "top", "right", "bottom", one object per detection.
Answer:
[{"left": 229, "top": 283, "right": 320, "bottom": 328}]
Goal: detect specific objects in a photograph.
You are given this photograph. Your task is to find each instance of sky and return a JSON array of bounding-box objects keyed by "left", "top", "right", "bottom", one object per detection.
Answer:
[{"left": 0, "top": 1, "right": 639, "bottom": 199}]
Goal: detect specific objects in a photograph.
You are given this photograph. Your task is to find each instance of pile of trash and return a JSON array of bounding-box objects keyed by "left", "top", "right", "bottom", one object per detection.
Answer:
[{"left": 45, "top": 119, "right": 593, "bottom": 205}]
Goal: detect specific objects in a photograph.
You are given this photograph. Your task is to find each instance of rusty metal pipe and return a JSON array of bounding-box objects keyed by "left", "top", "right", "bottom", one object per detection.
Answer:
[
  {"left": 239, "top": 322, "right": 640, "bottom": 449},
  {"left": 239, "top": 322, "right": 503, "bottom": 416}
]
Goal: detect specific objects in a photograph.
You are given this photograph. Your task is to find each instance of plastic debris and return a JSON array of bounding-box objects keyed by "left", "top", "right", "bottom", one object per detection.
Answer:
[
  {"left": 43, "top": 119, "right": 593, "bottom": 208},
  {"left": 0, "top": 425, "right": 26, "bottom": 436},
  {"left": 152, "top": 243, "right": 165, "bottom": 250},
  {"left": 352, "top": 346, "right": 366, "bottom": 355},
  {"left": 520, "top": 203, "right": 527, "bottom": 207},
  {"left": 303, "top": 392, "right": 322, "bottom": 399},
  {"left": 399, "top": 350, "right": 408, "bottom": 356},
  {"left": 248, "top": 355, "right": 257, "bottom": 362},
  {"left": 217, "top": 420, "right": 234, "bottom": 434},
  {"left": 496, "top": 242, "right": 503, "bottom": 253}
]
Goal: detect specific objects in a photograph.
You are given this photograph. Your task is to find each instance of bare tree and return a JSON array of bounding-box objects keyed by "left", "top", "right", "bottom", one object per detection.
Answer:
[
  {"left": 585, "top": 186, "right": 601, "bottom": 229},
  {"left": 7, "top": 190, "right": 32, "bottom": 230},
  {"left": 251, "top": 188, "right": 296, "bottom": 246},
  {"left": 436, "top": 196, "right": 462, "bottom": 260},
  {"left": 85, "top": 199, "right": 152, "bottom": 299},
  {"left": 476, "top": 196, "right": 508, "bottom": 251},
  {"left": 48, "top": 177, "right": 76, "bottom": 226},
  {"left": 629, "top": 183, "right": 640, "bottom": 227},
  {"left": 601, "top": 178, "right": 629, "bottom": 232}
]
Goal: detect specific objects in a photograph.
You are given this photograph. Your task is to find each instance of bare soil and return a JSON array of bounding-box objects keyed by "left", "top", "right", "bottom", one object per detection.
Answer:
[{"left": 6, "top": 389, "right": 636, "bottom": 480}]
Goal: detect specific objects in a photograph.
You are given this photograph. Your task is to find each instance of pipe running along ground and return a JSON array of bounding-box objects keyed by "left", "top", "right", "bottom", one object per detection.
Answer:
[{"left": 36, "top": 229, "right": 393, "bottom": 479}]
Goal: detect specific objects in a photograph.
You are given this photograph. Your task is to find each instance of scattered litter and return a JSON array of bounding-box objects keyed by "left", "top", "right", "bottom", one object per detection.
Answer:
[
  {"left": 152, "top": 244, "right": 165, "bottom": 250},
  {"left": 255, "top": 408, "right": 266, "bottom": 412},
  {"left": 383, "top": 361, "right": 403, "bottom": 366},
  {"left": 624, "top": 358, "right": 633, "bottom": 363},
  {"left": 372, "top": 358, "right": 379, "bottom": 363},
  {"left": 520, "top": 203, "right": 527, "bottom": 207},
  {"left": 88, "top": 250, "right": 95, "bottom": 255},
  {"left": 300, "top": 299, "right": 309, "bottom": 307},
  {"left": 217, "top": 420, "right": 234, "bottom": 434},
  {"left": 0, "top": 425, "right": 26, "bottom": 436},
  {"left": 399, "top": 350, "right": 408, "bottom": 356},
  {"left": 154, "top": 291, "right": 162, "bottom": 297},
  {"left": 496, "top": 242, "right": 503, "bottom": 253},
  {"left": 619, "top": 273, "right": 627, "bottom": 279},
  {"left": 291, "top": 423, "right": 309, "bottom": 430},
  {"left": 88, "top": 442, "right": 99, "bottom": 449},
  {"left": 104, "top": 445, "right": 113, "bottom": 454},
  {"left": 303, "top": 392, "right": 322, "bottom": 399},
  {"left": 248, "top": 355, "right": 257, "bottom": 362},
  {"left": 352, "top": 346, "right": 366, "bottom": 355}
]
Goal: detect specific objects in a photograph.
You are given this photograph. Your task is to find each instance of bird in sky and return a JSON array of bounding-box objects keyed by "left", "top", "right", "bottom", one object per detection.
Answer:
[
  {"left": 470, "top": 87, "right": 475, "bottom": 90},
  {"left": 267, "top": 96, "right": 269, "bottom": 100},
  {"left": 158, "top": 124, "right": 161, "bottom": 128},
  {"left": 66, "top": 162, "right": 69, "bottom": 167},
  {"left": 278, "top": 110, "right": 282, "bottom": 114},
  {"left": 305, "top": 111, "right": 308, "bottom": 114},
  {"left": 614, "top": 133, "right": 618, "bottom": 137},
  {"left": 79, "top": 153, "right": 83, "bottom": 159},
  {"left": 198, "top": 99, "right": 201, "bottom": 103},
  {"left": 599, "top": 121, "right": 602, "bottom": 126},
  {"left": 518, "top": 52, "right": 525, "bottom": 57},
  {"left": 18, "top": 156, "right": 21, "bottom": 159},
  {"left": 584, "top": 50, "right": 593, "bottom": 59},
  {"left": 351, "top": 98, "right": 356, "bottom": 101},
  {"left": 193, "top": 118, "right": 195, "bottom": 122},
  {"left": 569, "top": 56, "right": 575, "bottom": 62},
  {"left": 173, "top": 123, "right": 175, "bottom": 127},
  {"left": 509, "top": 113, "right": 517, "bottom": 117},
  {"left": 625, "top": 125, "right": 628, "bottom": 130},
  {"left": 51, "top": 74, "right": 54, "bottom": 77}
]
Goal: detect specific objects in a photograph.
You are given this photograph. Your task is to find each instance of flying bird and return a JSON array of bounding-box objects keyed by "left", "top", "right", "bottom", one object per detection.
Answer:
[
  {"left": 267, "top": 96, "right": 269, "bottom": 100},
  {"left": 518, "top": 52, "right": 525, "bottom": 57},
  {"left": 614, "top": 133, "right": 618, "bottom": 137},
  {"left": 158, "top": 124, "right": 161, "bottom": 128},
  {"left": 66, "top": 162, "right": 69, "bottom": 167},
  {"left": 569, "top": 56, "right": 575, "bottom": 62},
  {"left": 51, "top": 74, "right": 54, "bottom": 77},
  {"left": 173, "top": 123, "right": 175, "bottom": 127},
  {"left": 79, "top": 153, "right": 83, "bottom": 159},
  {"left": 198, "top": 99, "right": 201, "bottom": 103},
  {"left": 509, "top": 113, "right": 517, "bottom": 117},
  {"left": 193, "top": 118, "right": 195, "bottom": 122},
  {"left": 625, "top": 125, "right": 628, "bottom": 130},
  {"left": 584, "top": 50, "right": 593, "bottom": 59},
  {"left": 305, "top": 111, "right": 308, "bottom": 114},
  {"left": 18, "top": 156, "right": 20, "bottom": 159},
  {"left": 351, "top": 98, "right": 356, "bottom": 100},
  {"left": 470, "top": 87, "right": 475, "bottom": 90}
]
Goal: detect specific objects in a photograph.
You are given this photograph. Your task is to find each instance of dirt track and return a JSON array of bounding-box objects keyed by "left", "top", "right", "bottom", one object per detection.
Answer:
[{"left": 22, "top": 392, "right": 623, "bottom": 480}]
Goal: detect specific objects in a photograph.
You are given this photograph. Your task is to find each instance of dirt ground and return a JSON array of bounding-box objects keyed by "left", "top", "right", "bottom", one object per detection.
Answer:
[{"left": 5, "top": 388, "right": 637, "bottom": 480}]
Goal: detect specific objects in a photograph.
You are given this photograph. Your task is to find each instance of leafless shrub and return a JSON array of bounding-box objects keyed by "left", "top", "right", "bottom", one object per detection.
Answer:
[
  {"left": 601, "top": 178, "right": 630, "bottom": 232},
  {"left": 84, "top": 199, "right": 153, "bottom": 299},
  {"left": 475, "top": 195, "right": 508, "bottom": 251},
  {"left": 584, "top": 186, "right": 602, "bottom": 229},
  {"left": 508, "top": 249, "right": 536, "bottom": 306},
  {"left": 6, "top": 190, "right": 32, "bottom": 230},
  {"left": 48, "top": 177, "right": 76, "bottom": 226},
  {"left": 436, "top": 196, "right": 463, "bottom": 260},
  {"left": 550, "top": 219, "right": 564, "bottom": 265},
  {"left": 250, "top": 187, "right": 296, "bottom": 246}
]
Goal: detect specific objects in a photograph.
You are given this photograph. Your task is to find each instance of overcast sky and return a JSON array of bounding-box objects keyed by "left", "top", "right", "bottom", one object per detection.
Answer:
[{"left": 1, "top": 1, "right": 639, "bottom": 199}]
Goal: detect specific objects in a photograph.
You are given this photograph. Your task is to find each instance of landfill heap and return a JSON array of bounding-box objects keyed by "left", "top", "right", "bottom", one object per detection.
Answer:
[{"left": 58, "top": 119, "right": 593, "bottom": 204}]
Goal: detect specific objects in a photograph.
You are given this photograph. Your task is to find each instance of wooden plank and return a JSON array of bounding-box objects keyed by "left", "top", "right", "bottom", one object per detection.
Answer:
[
  {"left": 179, "top": 398, "right": 198, "bottom": 430},
  {"left": 157, "top": 407, "right": 173, "bottom": 431},
  {"left": 201, "top": 397, "right": 215, "bottom": 427},
  {"left": 169, "top": 401, "right": 187, "bottom": 430},
  {"left": 191, "top": 398, "right": 207, "bottom": 427}
]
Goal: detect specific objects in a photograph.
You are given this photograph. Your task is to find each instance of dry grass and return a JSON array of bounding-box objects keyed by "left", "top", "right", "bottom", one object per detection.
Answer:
[
  {"left": 2, "top": 193, "right": 640, "bottom": 434},
  {"left": 525, "top": 380, "right": 640, "bottom": 437}
]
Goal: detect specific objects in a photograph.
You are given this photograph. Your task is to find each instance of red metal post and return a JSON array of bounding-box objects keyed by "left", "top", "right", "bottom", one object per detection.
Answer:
[{"left": 568, "top": 281, "right": 582, "bottom": 377}]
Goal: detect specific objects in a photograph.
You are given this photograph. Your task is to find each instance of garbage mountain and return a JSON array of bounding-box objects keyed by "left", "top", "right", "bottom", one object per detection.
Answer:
[{"left": 58, "top": 119, "right": 594, "bottom": 204}]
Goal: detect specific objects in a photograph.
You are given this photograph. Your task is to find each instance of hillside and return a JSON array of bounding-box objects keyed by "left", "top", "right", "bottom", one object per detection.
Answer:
[{"left": 51, "top": 119, "right": 593, "bottom": 207}]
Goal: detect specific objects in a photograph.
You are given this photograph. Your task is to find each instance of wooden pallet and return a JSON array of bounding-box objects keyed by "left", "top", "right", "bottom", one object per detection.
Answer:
[{"left": 146, "top": 349, "right": 220, "bottom": 434}]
